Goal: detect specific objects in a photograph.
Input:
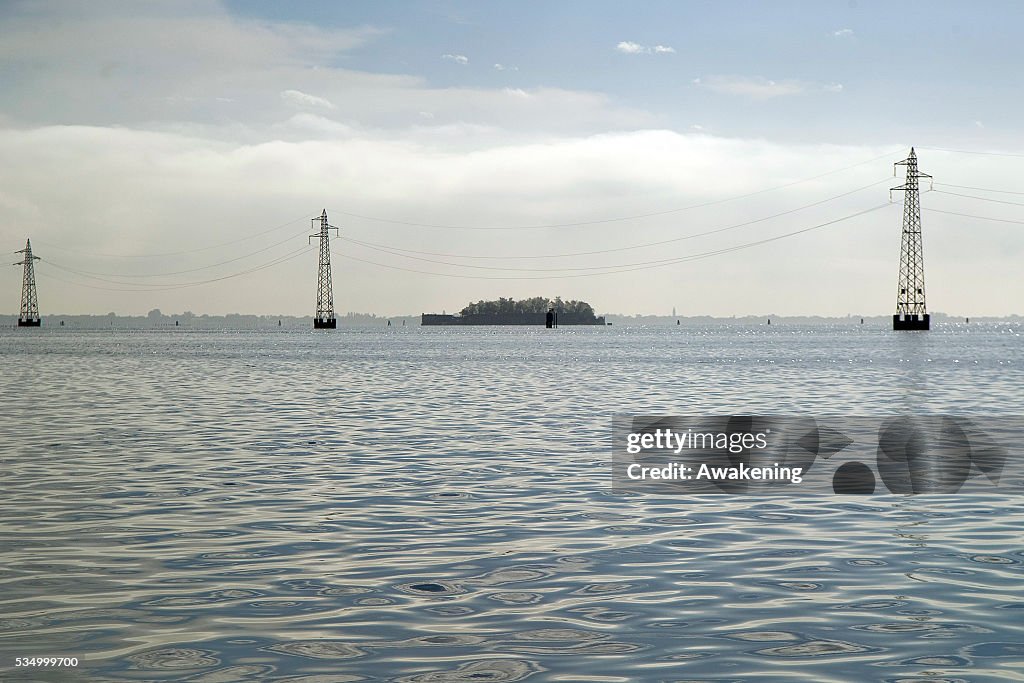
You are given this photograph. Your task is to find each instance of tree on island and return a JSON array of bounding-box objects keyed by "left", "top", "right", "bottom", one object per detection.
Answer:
[
  {"left": 460, "top": 297, "right": 596, "bottom": 318},
  {"left": 456, "top": 297, "right": 599, "bottom": 322}
]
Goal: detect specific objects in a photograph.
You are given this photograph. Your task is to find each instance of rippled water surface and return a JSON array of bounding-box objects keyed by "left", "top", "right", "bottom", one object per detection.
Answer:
[{"left": 1, "top": 323, "right": 1023, "bottom": 682}]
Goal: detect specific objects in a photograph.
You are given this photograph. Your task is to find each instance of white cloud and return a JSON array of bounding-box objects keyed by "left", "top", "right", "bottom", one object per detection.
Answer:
[
  {"left": 616, "top": 41, "right": 675, "bottom": 55},
  {"left": 276, "top": 113, "right": 355, "bottom": 137},
  {"left": 833, "top": 28, "right": 854, "bottom": 37},
  {"left": 974, "top": 120, "right": 985, "bottom": 128},
  {"left": 493, "top": 63, "right": 518, "bottom": 71},
  {"left": 442, "top": 53, "right": 469, "bottom": 64},
  {"left": 694, "top": 75, "right": 806, "bottom": 99},
  {"left": 280, "top": 89, "right": 335, "bottom": 109},
  {"left": 694, "top": 76, "right": 845, "bottom": 99}
]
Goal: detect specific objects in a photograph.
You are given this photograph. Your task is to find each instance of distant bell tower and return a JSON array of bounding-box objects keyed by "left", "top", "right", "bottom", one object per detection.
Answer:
[
  {"left": 891, "top": 148, "right": 932, "bottom": 331},
  {"left": 14, "top": 238, "right": 41, "bottom": 327}
]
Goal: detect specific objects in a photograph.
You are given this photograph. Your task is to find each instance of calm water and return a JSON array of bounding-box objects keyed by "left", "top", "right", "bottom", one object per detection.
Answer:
[{"left": 1, "top": 323, "right": 1022, "bottom": 682}]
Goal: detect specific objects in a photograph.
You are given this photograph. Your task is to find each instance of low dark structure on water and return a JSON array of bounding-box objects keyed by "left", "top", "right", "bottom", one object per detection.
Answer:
[
  {"left": 893, "top": 313, "right": 929, "bottom": 330},
  {"left": 423, "top": 297, "right": 604, "bottom": 326}
]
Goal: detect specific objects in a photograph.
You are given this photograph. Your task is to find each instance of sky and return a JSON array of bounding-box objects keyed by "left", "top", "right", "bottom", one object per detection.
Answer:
[{"left": 1, "top": 0, "right": 1023, "bottom": 317}]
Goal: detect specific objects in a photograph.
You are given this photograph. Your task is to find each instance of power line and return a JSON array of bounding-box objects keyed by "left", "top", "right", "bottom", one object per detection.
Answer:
[
  {"left": 333, "top": 203, "right": 892, "bottom": 280},
  {"left": 40, "top": 245, "right": 313, "bottom": 292},
  {"left": 918, "top": 146, "right": 1024, "bottom": 158},
  {"left": 336, "top": 178, "right": 892, "bottom": 260},
  {"left": 326, "top": 149, "right": 902, "bottom": 231},
  {"left": 924, "top": 207, "right": 1024, "bottom": 225},
  {"left": 41, "top": 226, "right": 313, "bottom": 279},
  {"left": 25, "top": 178, "right": 893, "bottom": 289},
  {"left": 35, "top": 268, "right": 160, "bottom": 293},
  {"left": 933, "top": 189, "right": 1024, "bottom": 208},
  {"left": 34, "top": 212, "right": 317, "bottom": 259},
  {"left": 934, "top": 182, "right": 1024, "bottom": 196}
]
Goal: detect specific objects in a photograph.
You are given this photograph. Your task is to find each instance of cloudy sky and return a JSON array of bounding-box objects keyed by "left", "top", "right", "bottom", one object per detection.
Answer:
[{"left": 1, "top": 0, "right": 1022, "bottom": 317}]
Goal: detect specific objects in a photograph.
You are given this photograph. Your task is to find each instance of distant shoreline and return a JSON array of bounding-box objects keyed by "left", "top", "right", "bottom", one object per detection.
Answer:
[{"left": 1, "top": 312, "right": 1020, "bottom": 329}]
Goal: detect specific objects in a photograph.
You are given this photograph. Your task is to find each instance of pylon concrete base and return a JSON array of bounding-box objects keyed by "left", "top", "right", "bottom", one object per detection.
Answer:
[{"left": 893, "top": 313, "right": 929, "bottom": 331}]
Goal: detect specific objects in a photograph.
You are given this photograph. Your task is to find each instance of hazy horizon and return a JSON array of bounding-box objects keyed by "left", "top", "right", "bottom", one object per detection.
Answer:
[{"left": 4, "top": 308, "right": 1017, "bottom": 322}]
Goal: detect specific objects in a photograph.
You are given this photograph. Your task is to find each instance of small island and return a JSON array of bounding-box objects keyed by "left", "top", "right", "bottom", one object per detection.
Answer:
[{"left": 422, "top": 297, "right": 605, "bottom": 326}]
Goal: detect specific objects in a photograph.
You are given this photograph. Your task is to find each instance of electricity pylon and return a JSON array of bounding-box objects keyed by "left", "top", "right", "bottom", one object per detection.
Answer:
[
  {"left": 310, "top": 209, "right": 338, "bottom": 329},
  {"left": 14, "top": 238, "right": 41, "bottom": 327},
  {"left": 891, "top": 148, "right": 932, "bottom": 331}
]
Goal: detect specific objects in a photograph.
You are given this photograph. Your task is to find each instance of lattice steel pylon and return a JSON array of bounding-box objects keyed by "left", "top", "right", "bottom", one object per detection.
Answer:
[
  {"left": 14, "top": 238, "right": 41, "bottom": 327},
  {"left": 310, "top": 209, "right": 338, "bottom": 329},
  {"left": 891, "top": 148, "right": 932, "bottom": 331}
]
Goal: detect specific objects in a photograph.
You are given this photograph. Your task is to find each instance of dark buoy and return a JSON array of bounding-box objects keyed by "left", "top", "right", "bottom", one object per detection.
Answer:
[
  {"left": 402, "top": 319, "right": 406, "bottom": 326},
  {"left": 860, "top": 318, "right": 864, "bottom": 324},
  {"left": 278, "top": 320, "right": 281, "bottom": 327},
  {"left": 60, "top": 320, "right": 64, "bottom": 326},
  {"left": 545, "top": 308, "right": 557, "bottom": 329},
  {"left": 767, "top": 318, "right": 771, "bottom": 325},
  {"left": 175, "top": 320, "right": 179, "bottom": 326},
  {"left": 677, "top": 319, "right": 680, "bottom": 325},
  {"left": 387, "top": 320, "right": 391, "bottom": 327},
  {"left": 966, "top": 317, "right": 969, "bottom": 323}
]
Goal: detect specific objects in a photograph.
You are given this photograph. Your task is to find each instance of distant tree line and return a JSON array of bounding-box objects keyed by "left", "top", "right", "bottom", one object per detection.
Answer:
[{"left": 460, "top": 297, "right": 596, "bottom": 318}]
